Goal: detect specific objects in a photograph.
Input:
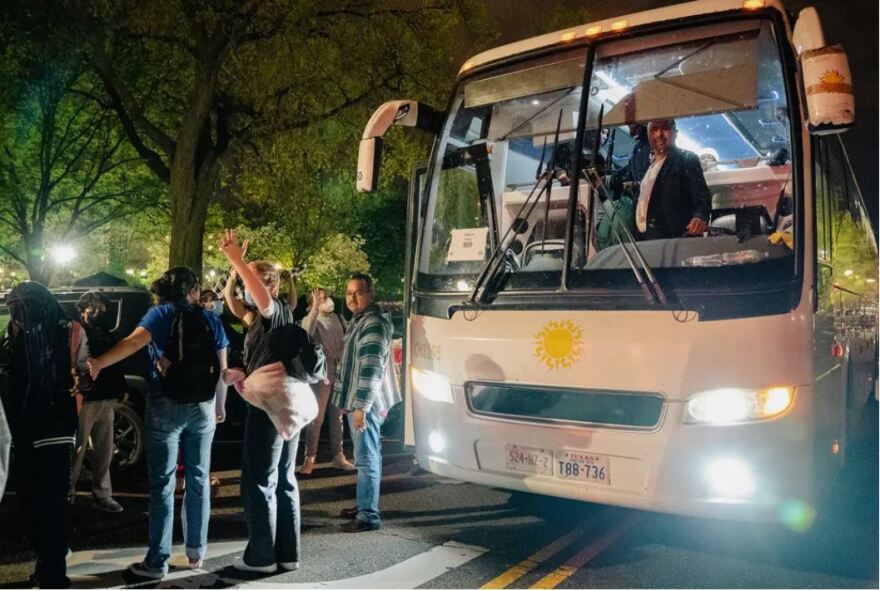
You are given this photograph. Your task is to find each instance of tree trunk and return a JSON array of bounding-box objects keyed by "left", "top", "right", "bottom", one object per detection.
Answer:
[
  {"left": 23, "top": 233, "right": 53, "bottom": 286},
  {"left": 168, "top": 175, "right": 213, "bottom": 277}
]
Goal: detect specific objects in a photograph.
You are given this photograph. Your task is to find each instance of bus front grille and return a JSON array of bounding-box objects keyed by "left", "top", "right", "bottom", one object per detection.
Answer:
[{"left": 465, "top": 382, "right": 664, "bottom": 430}]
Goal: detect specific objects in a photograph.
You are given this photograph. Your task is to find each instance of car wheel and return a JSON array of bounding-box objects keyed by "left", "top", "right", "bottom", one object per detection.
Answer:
[{"left": 112, "top": 401, "right": 143, "bottom": 471}]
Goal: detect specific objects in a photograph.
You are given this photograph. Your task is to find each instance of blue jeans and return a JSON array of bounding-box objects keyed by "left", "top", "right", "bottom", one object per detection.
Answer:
[
  {"left": 241, "top": 405, "right": 301, "bottom": 567},
  {"left": 143, "top": 394, "right": 216, "bottom": 572},
  {"left": 348, "top": 410, "right": 385, "bottom": 525}
]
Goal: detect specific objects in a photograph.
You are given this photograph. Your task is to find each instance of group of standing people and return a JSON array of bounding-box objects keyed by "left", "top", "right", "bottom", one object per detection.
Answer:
[{"left": 0, "top": 229, "right": 400, "bottom": 587}]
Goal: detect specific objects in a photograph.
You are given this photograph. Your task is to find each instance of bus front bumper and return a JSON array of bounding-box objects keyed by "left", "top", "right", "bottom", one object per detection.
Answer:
[{"left": 413, "top": 386, "right": 823, "bottom": 523}]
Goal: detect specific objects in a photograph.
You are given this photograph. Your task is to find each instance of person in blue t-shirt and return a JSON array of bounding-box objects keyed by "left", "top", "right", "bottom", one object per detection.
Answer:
[{"left": 88, "top": 267, "right": 228, "bottom": 580}]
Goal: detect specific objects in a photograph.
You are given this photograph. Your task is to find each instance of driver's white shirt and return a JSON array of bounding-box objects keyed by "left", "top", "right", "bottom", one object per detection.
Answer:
[{"left": 635, "top": 154, "right": 667, "bottom": 233}]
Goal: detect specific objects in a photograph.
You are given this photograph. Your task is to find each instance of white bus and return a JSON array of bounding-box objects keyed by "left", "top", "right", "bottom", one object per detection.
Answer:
[{"left": 357, "top": 0, "right": 877, "bottom": 524}]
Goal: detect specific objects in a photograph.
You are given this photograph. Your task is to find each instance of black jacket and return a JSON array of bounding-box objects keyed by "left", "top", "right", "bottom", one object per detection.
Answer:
[
  {"left": 0, "top": 322, "right": 77, "bottom": 444},
  {"left": 642, "top": 147, "right": 712, "bottom": 239},
  {"left": 82, "top": 322, "right": 126, "bottom": 401}
]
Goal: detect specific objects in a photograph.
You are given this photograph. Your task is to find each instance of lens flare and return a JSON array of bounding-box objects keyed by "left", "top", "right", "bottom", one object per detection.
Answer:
[{"left": 779, "top": 499, "right": 816, "bottom": 532}]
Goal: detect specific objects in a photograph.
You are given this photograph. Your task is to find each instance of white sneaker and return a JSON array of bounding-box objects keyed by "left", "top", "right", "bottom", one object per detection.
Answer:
[
  {"left": 128, "top": 561, "right": 166, "bottom": 579},
  {"left": 232, "top": 559, "right": 276, "bottom": 574},
  {"left": 279, "top": 561, "right": 300, "bottom": 571}
]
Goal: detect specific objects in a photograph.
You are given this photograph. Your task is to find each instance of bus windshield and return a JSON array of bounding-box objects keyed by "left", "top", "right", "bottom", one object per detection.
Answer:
[{"left": 417, "top": 19, "right": 797, "bottom": 297}]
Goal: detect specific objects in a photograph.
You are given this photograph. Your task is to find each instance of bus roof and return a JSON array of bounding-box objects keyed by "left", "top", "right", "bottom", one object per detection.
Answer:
[{"left": 458, "top": 0, "right": 789, "bottom": 76}]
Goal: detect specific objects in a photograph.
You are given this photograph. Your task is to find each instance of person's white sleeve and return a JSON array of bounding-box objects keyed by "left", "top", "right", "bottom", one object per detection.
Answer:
[{"left": 259, "top": 298, "right": 276, "bottom": 319}]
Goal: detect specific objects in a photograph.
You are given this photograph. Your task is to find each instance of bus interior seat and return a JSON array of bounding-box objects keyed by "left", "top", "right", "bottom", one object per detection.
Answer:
[{"left": 521, "top": 239, "right": 565, "bottom": 271}]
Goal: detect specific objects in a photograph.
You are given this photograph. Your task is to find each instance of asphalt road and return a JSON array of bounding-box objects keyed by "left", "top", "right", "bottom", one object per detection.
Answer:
[{"left": 0, "top": 422, "right": 876, "bottom": 589}]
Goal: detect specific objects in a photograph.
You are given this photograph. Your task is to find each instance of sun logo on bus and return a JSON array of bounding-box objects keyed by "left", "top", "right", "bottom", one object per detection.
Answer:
[
  {"left": 533, "top": 320, "right": 584, "bottom": 370},
  {"left": 819, "top": 70, "right": 846, "bottom": 84}
]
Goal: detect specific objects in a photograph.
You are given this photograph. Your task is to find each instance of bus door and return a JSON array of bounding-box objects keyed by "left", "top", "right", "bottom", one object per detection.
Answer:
[{"left": 403, "top": 160, "right": 429, "bottom": 447}]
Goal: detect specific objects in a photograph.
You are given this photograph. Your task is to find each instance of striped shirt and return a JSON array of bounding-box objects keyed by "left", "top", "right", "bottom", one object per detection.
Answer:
[{"left": 331, "top": 304, "right": 399, "bottom": 414}]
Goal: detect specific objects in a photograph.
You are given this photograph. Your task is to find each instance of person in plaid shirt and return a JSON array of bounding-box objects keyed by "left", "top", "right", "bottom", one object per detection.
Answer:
[{"left": 332, "top": 273, "right": 399, "bottom": 532}]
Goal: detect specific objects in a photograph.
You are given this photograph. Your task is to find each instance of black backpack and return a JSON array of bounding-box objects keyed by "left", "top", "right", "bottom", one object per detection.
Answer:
[
  {"left": 161, "top": 306, "right": 220, "bottom": 403},
  {"left": 268, "top": 323, "right": 327, "bottom": 384}
]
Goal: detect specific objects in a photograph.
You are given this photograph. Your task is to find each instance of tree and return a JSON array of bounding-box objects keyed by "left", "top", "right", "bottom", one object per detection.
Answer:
[
  {"left": 0, "top": 56, "right": 158, "bottom": 285},
  {"left": 299, "top": 233, "right": 370, "bottom": 297},
  {"left": 42, "top": 0, "right": 488, "bottom": 275}
]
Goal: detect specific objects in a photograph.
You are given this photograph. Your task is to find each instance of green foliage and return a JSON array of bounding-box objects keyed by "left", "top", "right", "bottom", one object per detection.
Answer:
[
  {"left": 299, "top": 233, "right": 370, "bottom": 298},
  {"left": 0, "top": 40, "right": 160, "bottom": 284},
  {"left": 832, "top": 211, "right": 879, "bottom": 297}
]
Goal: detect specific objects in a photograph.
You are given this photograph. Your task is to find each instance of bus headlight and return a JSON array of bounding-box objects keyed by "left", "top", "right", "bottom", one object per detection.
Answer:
[
  {"left": 411, "top": 368, "right": 454, "bottom": 404},
  {"left": 684, "top": 387, "right": 794, "bottom": 424}
]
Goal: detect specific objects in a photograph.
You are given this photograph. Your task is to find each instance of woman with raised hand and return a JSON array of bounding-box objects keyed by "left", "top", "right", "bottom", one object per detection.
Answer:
[
  {"left": 299, "top": 287, "right": 353, "bottom": 475},
  {"left": 218, "top": 229, "right": 304, "bottom": 574}
]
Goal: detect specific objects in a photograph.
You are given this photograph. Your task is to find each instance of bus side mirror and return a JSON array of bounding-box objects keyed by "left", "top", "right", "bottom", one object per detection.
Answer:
[
  {"left": 357, "top": 100, "right": 444, "bottom": 193},
  {"left": 357, "top": 137, "right": 383, "bottom": 193},
  {"left": 793, "top": 8, "right": 855, "bottom": 134}
]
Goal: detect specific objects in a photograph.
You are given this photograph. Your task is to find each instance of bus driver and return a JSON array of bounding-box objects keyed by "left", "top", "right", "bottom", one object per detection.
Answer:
[{"left": 634, "top": 119, "right": 711, "bottom": 240}]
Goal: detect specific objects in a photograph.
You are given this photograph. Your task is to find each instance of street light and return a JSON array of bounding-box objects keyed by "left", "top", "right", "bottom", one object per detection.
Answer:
[{"left": 50, "top": 245, "right": 76, "bottom": 265}]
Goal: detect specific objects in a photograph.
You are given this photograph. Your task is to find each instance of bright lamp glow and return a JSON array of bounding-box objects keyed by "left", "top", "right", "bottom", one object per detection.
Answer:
[
  {"left": 684, "top": 387, "right": 794, "bottom": 424},
  {"left": 428, "top": 431, "right": 446, "bottom": 453},
  {"left": 705, "top": 457, "right": 755, "bottom": 498},
  {"left": 411, "top": 368, "right": 453, "bottom": 404},
  {"left": 50, "top": 245, "right": 76, "bottom": 265}
]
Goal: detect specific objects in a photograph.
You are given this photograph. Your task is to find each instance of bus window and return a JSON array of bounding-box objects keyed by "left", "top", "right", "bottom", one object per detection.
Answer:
[{"left": 572, "top": 20, "right": 796, "bottom": 286}]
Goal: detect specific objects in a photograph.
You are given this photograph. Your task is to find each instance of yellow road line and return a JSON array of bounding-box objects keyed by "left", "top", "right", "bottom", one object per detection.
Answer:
[
  {"left": 480, "top": 526, "right": 585, "bottom": 589},
  {"left": 530, "top": 514, "right": 639, "bottom": 589}
]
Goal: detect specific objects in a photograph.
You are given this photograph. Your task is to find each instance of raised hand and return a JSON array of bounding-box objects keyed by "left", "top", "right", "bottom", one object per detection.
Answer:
[
  {"left": 310, "top": 288, "right": 325, "bottom": 308},
  {"left": 218, "top": 229, "right": 247, "bottom": 263}
]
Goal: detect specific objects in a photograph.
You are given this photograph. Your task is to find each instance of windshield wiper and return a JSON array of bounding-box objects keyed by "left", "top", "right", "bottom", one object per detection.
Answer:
[
  {"left": 468, "top": 109, "right": 566, "bottom": 305},
  {"left": 586, "top": 107, "right": 667, "bottom": 307}
]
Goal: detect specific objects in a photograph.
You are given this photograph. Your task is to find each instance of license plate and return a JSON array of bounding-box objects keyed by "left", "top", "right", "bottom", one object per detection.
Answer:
[
  {"left": 554, "top": 450, "right": 611, "bottom": 485},
  {"left": 505, "top": 444, "right": 553, "bottom": 476}
]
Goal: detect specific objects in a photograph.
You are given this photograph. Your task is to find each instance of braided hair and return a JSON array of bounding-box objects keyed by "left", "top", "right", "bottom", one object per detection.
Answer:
[{"left": 5, "top": 281, "right": 73, "bottom": 410}]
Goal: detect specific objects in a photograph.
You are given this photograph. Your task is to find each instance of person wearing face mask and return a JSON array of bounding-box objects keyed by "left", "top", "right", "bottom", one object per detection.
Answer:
[
  {"left": 200, "top": 289, "right": 224, "bottom": 317},
  {"left": 298, "top": 288, "right": 353, "bottom": 475},
  {"left": 69, "top": 292, "right": 126, "bottom": 513},
  {"left": 218, "top": 229, "right": 306, "bottom": 574}
]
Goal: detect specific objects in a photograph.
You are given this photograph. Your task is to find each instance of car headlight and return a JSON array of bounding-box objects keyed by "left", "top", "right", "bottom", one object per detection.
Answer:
[
  {"left": 410, "top": 368, "right": 453, "bottom": 404},
  {"left": 683, "top": 387, "right": 794, "bottom": 424}
]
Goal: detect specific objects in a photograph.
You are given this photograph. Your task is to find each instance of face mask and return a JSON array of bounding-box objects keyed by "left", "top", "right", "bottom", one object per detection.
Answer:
[
  {"left": 318, "top": 299, "right": 335, "bottom": 314},
  {"left": 211, "top": 301, "right": 224, "bottom": 316},
  {"left": 244, "top": 290, "right": 255, "bottom": 307}
]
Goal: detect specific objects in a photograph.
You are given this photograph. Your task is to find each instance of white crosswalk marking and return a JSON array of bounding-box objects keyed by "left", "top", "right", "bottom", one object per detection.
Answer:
[
  {"left": 220, "top": 541, "right": 487, "bottom": 589},
  {"left": 62, "top": 539, "right": 486, "bottom": 589}
]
